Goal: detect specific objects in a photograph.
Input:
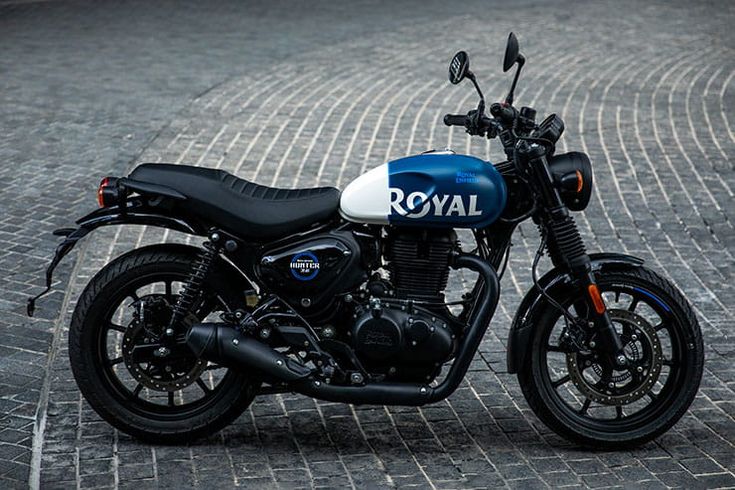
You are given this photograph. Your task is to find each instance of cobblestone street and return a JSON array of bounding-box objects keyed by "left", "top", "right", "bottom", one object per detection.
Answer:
[{"left": 1, "top": 0, "right": 734, "bottom": 488}]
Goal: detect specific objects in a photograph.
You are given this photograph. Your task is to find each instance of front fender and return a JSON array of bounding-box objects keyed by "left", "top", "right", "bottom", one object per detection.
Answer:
[
  {"left": 27, "top": 199, "right": 206, "bottom": 316},
  {"left": 506, "top": 253, "right": 644, "bottom": 374}
]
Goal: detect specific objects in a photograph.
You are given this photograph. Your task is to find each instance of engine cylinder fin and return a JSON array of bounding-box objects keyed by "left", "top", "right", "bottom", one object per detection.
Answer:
[{"left": 386, "top": 229, "right": 456, "bottom": 301}]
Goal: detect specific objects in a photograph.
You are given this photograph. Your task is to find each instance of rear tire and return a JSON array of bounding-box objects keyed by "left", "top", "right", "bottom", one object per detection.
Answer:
[
  {"left": 518, "top": 266, "right": 703, "bottom": 448},
  {"left": 69, "top": 245, "right": 259, "bottom": 444}
]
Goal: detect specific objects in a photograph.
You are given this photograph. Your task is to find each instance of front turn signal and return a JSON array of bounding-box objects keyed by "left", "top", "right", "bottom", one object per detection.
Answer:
[
  {"left": 575, "top": 170, "right": 584, "bottom": 193},
  {"left": 587, "top": 284, "right": 606, "bottom": 314},
  {"left": 557, "top": 171, "right": 584, "bottom": 194}
]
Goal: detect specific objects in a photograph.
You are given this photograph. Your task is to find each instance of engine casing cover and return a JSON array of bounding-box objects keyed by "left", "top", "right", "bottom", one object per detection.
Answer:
[
  {"left": 255, "top": 231, "right": 366, "bottom": 314},
  {"left": 351, "top": 302, "right": 455, "bottom": 382}
]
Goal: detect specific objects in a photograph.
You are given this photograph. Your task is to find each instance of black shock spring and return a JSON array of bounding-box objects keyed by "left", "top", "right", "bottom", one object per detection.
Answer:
[
  {"left": 168, "top": 242, "right": 217, "bottom": 330},
  {"left": 544, "top": 215, "right": 588, "bottom": 272}
]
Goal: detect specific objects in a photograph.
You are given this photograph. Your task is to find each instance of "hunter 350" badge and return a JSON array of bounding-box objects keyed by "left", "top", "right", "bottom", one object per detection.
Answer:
[{"left": 290, "top": 252, "right": 320, "bottom": 281}]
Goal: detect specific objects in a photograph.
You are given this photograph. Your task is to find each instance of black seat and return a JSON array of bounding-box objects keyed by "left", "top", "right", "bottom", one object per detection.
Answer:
[{"left": 127, "top": 164, "right": 340, "bottom": 240}]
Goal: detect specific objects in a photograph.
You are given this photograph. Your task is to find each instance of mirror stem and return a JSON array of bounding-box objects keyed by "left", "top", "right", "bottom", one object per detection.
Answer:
[
  {"left": 467, "top": 73, "right": 485, "bottom": 103},
  {"left": 505, "top": 55, "right": 525, "bottom": 106}
]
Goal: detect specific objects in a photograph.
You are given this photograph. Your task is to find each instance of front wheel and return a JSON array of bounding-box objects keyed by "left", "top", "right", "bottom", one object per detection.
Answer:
[{"left": 518, "top": 266, "right": 703, "bottom": 448}]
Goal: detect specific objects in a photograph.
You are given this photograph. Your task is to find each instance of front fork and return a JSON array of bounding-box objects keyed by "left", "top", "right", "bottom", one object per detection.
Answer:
[
  {"left": 545, "top": 210, "right": 626, "bottom": 363},
  {"left": 576, "top": 265, "right": 626, "bottom": 362},
  {"left": 525, "top": 148, "right": 627, "bottom": 367}
]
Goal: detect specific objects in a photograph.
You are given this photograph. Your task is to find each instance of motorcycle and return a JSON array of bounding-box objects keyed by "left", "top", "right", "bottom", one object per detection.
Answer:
[{"left": 28, "top": 33, "right": 703, "bottom": 448}]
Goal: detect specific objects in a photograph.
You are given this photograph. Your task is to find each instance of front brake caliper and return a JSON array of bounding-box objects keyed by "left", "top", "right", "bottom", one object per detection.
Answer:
[{"left": 557, "top": 320, "right": 588, "bottom": 353}]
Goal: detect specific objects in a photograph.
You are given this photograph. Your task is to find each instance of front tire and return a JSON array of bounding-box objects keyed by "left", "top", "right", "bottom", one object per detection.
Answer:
[
  {"left": 518, "top": 266, "right": 703, "bottom": 448},
  {"left": 69, "top": 245, "right": 259, "bottom": 444}
]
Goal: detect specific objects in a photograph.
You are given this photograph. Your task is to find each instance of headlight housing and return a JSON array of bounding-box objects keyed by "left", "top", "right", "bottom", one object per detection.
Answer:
[{"left": 548, "top": 151, "right": 593, "bottom": 211}]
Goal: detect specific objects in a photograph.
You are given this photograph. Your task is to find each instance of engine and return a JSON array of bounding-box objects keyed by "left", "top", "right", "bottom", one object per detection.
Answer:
[
  {"left": 256, "top": 227, "right": 460, "bottom": 383},
  {"left": 348, "top": 229, "right": 459, "bottom": 382}
]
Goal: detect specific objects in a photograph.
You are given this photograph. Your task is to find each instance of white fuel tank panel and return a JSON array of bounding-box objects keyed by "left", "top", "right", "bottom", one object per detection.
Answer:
[{"left": 339, "top": 164, "right": 390, "bottom": 225}]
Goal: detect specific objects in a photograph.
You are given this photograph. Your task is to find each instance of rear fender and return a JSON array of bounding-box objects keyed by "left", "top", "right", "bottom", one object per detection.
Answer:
[
  {"left": 506, "top": 253, "right": 644, "bottom": 374},
  {"left": 27, "top": 198, "right": 206, "bottom": 316},
  {"left": 73, "top": 197, "right": 202, "bottom": 233},
  {"left": 116, "top": 242, "right": 256, "bottom": 296}
]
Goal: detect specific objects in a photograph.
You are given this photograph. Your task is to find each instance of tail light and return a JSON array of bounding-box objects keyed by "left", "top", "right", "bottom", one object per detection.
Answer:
[{"left": 97, "top": 177, "right": 120, "bottom": 207}]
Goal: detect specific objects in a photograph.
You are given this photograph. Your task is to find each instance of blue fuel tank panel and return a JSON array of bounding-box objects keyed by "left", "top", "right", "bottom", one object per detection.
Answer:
[{"left": 340, "top": 151, "right": 507, "bottom": 229}]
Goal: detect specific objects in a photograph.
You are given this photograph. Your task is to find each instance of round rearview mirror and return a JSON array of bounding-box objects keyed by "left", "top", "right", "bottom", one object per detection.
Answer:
[
  {"left": 503, "top": 32, "right": 520, "bottom": 72},
  {"left": 449, "top": 51, "right": 470, "bottom": 85}
]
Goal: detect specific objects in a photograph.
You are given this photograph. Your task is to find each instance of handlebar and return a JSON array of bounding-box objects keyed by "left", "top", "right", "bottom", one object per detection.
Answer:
[
  {"left": 443, "top": 112, "right": 495, "bottom": 130},
  {"left": 443, "top": 110, "right": 500, "bottom": 139},
  {"left": 444, "top": 101, "right": 563, "bottom": 161},
  {"left": 444, "top": 105, "right": 514, "bottom": 132}
]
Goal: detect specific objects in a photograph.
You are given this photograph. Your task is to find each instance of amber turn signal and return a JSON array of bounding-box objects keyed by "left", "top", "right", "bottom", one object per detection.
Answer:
[
  {"left": 587, "top": 284, "right": 606, "bottom": 314},
  {"left": 575, "top": 170, "right": 584, "bottom": 193}
]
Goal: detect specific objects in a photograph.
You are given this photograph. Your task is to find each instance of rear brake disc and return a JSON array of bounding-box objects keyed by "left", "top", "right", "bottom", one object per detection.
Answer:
[{"left": 122, "top": 295, "right": 205, "bottom": 392}]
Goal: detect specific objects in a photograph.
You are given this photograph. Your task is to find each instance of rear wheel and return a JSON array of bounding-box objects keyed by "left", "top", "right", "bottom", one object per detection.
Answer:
[
  {"left": 69, "top": 245, "right": 259, "bottom": 443},
  {"left": 518, "top": 267, "right": 703, "bottom": 448}
]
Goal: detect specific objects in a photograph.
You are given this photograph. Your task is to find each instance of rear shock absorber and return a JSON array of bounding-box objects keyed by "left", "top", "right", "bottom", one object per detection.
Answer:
[{"left": 167, "top": 241, "right": 217, "bottom": 335}]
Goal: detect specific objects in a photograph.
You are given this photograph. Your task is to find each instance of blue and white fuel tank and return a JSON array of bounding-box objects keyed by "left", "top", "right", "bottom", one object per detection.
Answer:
[{"left": 340, "top": 151, "right": 507, "bottom": 228}]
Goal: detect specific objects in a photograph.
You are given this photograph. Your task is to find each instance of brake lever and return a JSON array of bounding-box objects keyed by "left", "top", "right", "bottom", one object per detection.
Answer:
[
  {"left": 465, "top": 109, "right": 480, "bottom": 135},
  {"left": 465, "top": 104, "right": 492, "bottom": 137},
  {"left": 485, "top": 119, "right": 500, "bottom": 139}
]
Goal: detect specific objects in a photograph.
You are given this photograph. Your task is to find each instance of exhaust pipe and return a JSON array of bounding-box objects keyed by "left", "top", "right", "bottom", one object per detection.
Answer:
[
  {"left": 294, "top": 253, "right": 500, "bottom": 405},
  {"left": 186, "top": 253, "right": 499, "bottom": 406},
  {"left": 186, "top": 323, "right": 311, "bottom": 381}
]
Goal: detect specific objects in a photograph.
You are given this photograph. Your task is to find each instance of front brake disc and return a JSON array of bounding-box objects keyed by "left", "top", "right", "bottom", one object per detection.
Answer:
[{"left": 566, "top": 309, "right": 663, "bottom": 405}]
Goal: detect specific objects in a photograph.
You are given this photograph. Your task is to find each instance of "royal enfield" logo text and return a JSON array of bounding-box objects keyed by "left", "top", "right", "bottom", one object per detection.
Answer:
[{"left": 389, "top": 188, "right": 483, "bottom": 218}]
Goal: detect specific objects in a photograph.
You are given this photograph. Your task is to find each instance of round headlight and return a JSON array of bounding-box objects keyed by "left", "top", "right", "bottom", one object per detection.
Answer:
[{"left": 549, "top": 151, "right": 593, "bottom": 211}]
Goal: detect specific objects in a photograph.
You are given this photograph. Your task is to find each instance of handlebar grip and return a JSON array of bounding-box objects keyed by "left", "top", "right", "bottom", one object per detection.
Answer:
[{"left": 443, "top": 114, "right": 467, "bottom": 126}]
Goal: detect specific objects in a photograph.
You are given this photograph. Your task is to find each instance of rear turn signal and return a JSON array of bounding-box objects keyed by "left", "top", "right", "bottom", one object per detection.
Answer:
[
  {"left": 587, "top": 284, "right": 606, "bottom": 314},
  {"left": 97, "top": 177, "right": 119, "bottom": 207}
]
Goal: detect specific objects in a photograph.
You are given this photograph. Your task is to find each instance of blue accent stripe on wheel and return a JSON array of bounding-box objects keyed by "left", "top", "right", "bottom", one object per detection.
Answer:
[{"left": 632, "top": 287, "right": 671, "bottom": 312}]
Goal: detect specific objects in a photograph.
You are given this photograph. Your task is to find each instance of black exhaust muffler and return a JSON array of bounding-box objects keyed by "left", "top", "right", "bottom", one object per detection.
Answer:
[{"left": 186, "top": 323, "right": 311, "bottom": 381}]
